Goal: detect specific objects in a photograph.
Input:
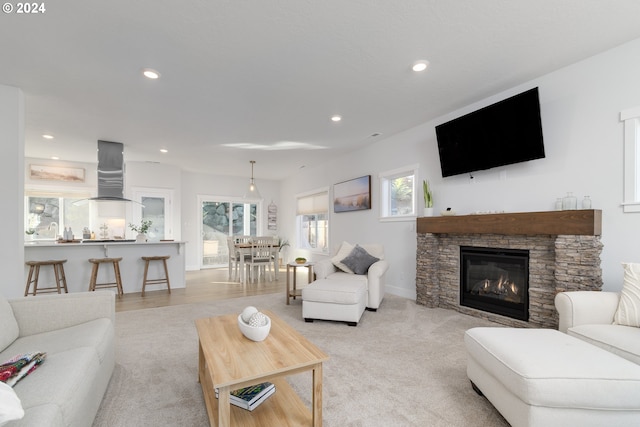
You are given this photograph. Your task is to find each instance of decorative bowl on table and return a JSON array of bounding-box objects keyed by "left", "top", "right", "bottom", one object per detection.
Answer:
[
  {"left": 295, "top": 257, "right": 307, "bottom": 264},
  {"left": 237, "top": 312, "right": 271, "bottom": 342}
]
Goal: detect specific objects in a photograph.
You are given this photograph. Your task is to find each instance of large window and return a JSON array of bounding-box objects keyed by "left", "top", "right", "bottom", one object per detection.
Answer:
[
  {"left": 199, "top": 196, "right": 259, "bottom": 267},
  {"left": 25, "top": 190, "right": 91, "bottom": 240},
  {"left": 622, "top": 106, "right": 640, "bottom": 213},
  {"left": 296, "top": 189, "right": 329, "bottom": 253},
  {"left": 379, "top": 164, "right": 418, "bottom": 220}
]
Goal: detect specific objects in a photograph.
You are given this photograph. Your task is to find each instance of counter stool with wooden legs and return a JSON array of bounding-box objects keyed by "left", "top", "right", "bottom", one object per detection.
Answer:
[
  {"left": 88, "top": 257, "right": 124, "bottom": 297},
  {"left": 24, "top": 259, "right": 69, "bottom": 296},
  {"left": 141, "top": 255, "right": 171, "bottom": 296}
]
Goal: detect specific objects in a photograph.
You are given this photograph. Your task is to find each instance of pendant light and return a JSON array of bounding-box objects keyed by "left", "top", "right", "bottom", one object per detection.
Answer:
[{"left": 244, "top": 160, "right": 262, "bottom": 199}]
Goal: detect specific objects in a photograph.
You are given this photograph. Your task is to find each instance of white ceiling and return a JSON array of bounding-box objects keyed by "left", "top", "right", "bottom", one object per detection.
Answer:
[{"left": 4, "top": 0, "right": 640, "bottom": 181}]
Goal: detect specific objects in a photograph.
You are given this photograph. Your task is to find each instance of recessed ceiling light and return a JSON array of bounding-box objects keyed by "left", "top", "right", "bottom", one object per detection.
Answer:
[
  {"left": 142, "top": 68, "right": 161, "bottom": 79},
  {"left": 331, "top": 115, "right": 342, "bottom": 122},
  {"left": 51, "top": 156, "right": 59, "bottom": 160},
  {"left": 412, "top": 61, "right": 429, "bottom": 72},
  {"left": 160, "top": 149, "right": 168, "bottom": 153},
  {"left": 42, "top": 134, "right": 54, "bottom": 139}
]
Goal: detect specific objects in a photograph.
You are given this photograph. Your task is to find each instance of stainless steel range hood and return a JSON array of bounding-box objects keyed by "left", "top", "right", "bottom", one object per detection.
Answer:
[
  {"left": 95, "top": 140, "right": 127, "bottom": 201},
  {"left": 72, "top": 140, "right": 143, "bottom": 208},
  {"left": 86, "top": 140, "right": 136, "bottom": 203}
]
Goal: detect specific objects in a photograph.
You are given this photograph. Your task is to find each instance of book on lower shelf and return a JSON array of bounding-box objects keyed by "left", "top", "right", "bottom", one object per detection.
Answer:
[{"left": 215, "top": 382, "right": 276, "bottom": 411}]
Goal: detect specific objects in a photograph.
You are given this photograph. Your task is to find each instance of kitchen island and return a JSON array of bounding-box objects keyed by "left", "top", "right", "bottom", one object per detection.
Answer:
[{"left": 24, "top": 240, "right": 186, "bottom": 294}]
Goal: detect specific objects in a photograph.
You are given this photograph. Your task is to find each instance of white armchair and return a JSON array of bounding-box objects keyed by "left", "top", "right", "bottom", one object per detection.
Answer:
[
  {"left": 555, "top": 291, "right": 640, "bottom": 365},
  {"left": 555, "top": 291, "right": 620, "bottom": 333},
  {"left": 312, "top": 242, "right": 388, "bottom": 310}
]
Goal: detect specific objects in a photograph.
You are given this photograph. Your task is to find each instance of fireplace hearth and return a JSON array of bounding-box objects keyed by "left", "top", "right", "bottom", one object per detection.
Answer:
[{"left": 460, "top": 246, "right": 529, "bottom": 321}]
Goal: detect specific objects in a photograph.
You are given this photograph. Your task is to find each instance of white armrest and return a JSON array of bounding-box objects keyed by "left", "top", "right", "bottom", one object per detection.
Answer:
[
  {"left": 313, "top": 258, "right": 336, "bottom": 280},
  {"left": 366, "top": 260, "right": 389, "bottom": 309},
  {"left": 9, "top": 291, "right": 115, "bottom": 337},
  {"left": 555, "top": 291, "right": 620, "bottom": 333}
]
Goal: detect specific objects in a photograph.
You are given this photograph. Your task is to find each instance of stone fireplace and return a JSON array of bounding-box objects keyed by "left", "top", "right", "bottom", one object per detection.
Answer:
[{"left": 416, "top": 210, "right": 603, "bottom": 329}]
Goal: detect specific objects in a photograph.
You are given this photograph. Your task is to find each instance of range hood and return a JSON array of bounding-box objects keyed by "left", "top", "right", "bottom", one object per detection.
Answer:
[
  {"left": 96, "top": 140, "right": 128, "bottom": 201},
  {"left": 81, "top": 140, "right": 136, "bottom": 203}
]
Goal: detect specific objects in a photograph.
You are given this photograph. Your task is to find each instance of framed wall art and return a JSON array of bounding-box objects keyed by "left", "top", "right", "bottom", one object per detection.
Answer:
[
  {"left": 268, "top": 201, "right": 278, "bottom": 230},
  {"left": 333, "top": 175, "right": 371, "bottom": 213},
  {"left": 29, "top": 164, "right": 85, "bottom": 182}
]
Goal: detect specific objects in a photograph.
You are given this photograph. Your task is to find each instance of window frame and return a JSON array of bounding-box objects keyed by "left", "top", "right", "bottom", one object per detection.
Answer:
[
  {"left": 131, "top": 187, "right": 174, "bottom": 240},
  {"left": 622, "top": 106, "right": 640, "bottom": 213},
  {"left": 24, "top": 186, "right": 93, "bottom": 240},
  {"left": 378, "top": 164, "right": 419, "bottom": 222},
  {"left": 295, "top": 187, "right": 330, "bottom": 254},
  {"left": 197, "top": 194, "right": 262, "bottom": 268}
]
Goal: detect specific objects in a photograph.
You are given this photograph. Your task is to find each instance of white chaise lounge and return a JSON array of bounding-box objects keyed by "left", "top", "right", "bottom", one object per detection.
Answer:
[{"left": 302, "top": 242, "right": 388, "bottom": 326}]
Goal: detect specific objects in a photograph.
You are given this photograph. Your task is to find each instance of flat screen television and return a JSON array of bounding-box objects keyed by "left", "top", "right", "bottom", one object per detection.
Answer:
[{"left": 435, "top": 87, "right": 545, "bottom": 178}]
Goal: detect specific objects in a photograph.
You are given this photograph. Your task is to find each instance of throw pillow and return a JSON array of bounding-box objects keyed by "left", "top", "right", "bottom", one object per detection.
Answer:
[
  {"left": 613, "top": 262, "right": 640, "bottom": 327},
  {"left": 0, "top": 382, "right": 24, "bottom": 425},
  {"left": 332, "top": 241, "right": 355, "bottom": 274},
  {"left": 340, "top": 244, "right": 380, "bottom": 275}
]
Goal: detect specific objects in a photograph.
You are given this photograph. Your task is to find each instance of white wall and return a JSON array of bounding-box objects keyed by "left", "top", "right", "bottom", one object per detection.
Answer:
[
  {"left": 280, "top": 37, "right": 640, "bottom": 297},
  {"left": 181, "top": 171, "right": 281, "bottom": 271},
  {"left": 1, "top": 84, "right": 24, "bottom": 298},
  {"left": 125, "top": 161, "right": 182, "bottom": 240}
]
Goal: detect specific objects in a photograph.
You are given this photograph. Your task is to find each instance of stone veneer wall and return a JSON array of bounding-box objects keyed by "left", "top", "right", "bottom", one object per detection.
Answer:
[{"left": 416, "top": 233, "right": 603, "bottom": 329}]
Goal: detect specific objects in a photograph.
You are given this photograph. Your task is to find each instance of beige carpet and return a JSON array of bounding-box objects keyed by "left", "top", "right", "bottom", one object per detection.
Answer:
[{"left": 92, "top": 293, "right": 510, "bottom": 426}]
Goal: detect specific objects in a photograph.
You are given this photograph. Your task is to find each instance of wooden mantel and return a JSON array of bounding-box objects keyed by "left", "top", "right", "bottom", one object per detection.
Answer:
[{"left": 417, "top": 209, "right": 601, "bottom": 236}]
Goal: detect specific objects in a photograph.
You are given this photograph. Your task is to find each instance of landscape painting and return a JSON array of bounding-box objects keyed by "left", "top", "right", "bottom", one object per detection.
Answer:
[
  {"left": 334, "top": 175, "right": 371, "bottom": 212},
  {"left": 29, "top": 164, "right": 85, "bottom": 182}
]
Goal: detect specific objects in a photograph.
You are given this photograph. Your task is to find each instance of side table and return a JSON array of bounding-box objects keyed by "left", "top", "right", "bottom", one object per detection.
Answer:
[{"left": 286, "top": 262, "right": 314, "bottom": 305}]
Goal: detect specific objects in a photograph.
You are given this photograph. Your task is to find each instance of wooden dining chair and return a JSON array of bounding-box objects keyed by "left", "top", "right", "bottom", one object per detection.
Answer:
[
  {"left": 227, "top": 235, "right": 251, "bottom": 281},
  {"left": 226, "top": 237, "right": 241, "bottom": 281},
  {"left": 245, "top": 237, "right": 274, "bottom": 283}
]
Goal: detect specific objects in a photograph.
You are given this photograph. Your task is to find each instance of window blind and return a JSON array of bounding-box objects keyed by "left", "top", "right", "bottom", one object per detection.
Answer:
[{"left": 296, "top": 191, "right": 328, "bottom": 215}]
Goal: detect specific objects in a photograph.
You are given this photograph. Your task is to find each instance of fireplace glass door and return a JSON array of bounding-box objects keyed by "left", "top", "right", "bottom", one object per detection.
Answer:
[{"left": 460, "top": 246, "right": 529, "bottom": 321}]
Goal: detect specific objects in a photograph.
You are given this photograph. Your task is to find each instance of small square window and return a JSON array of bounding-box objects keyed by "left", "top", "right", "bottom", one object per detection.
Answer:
[{"left": 379, "top": 164, "right": 419, "bottom": 221}]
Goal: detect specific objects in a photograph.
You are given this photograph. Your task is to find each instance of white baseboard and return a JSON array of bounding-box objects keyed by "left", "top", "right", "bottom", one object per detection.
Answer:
[{"left": 385, "top": 284, "right": 416, "bottom": 300}]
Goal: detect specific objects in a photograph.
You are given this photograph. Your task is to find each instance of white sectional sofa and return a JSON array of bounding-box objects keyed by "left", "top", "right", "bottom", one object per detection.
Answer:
[
  {"left": 555, "top": 291, "right": 640, "bottom": 365},
  {"left": 0, "top": 291, "right": 115, "bottom": 426}
]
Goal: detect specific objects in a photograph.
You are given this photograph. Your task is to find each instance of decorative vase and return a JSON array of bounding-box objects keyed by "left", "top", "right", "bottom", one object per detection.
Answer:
[
  {"left": 423, "top": 207, "right": 434, "bottom": 217},
  {"left": 136, "top": 233, "right": 147, "bottom": 243},
  {"left": 562, "top": 192, "right": 577, "bottom": 210}
]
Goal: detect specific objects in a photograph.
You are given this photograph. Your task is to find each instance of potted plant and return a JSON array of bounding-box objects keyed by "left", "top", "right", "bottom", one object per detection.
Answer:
[
  {"left": 25, "top": 228, "right": 36, "bottom": 240},
  {"left": 129, "top": 219, "right": 152, "bottom": 242},
  {"left": 278, "top": 238, "right": 290, "bottom": 265},
  {"left": 423, "top": 180, "right": 434, "bottom": 216}
]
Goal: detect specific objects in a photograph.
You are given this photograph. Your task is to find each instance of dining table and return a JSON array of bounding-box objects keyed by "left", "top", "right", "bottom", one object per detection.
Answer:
[{"left": 234, "top": 242, "right": 280, "bottom": 284}]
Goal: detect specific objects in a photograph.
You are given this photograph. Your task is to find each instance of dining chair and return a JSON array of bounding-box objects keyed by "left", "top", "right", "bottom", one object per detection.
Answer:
[
  {"left": 226, "top": 237, "right": 241, "bottom": 281},
  {"left": 245, "top": 237, "right": 274, "bottom": 283},
  {"left": 268, "top": 236, "right": 280, "bottom": 277},
  {"left": 227, "top": 235, "right": 252, "bottom": 282}
]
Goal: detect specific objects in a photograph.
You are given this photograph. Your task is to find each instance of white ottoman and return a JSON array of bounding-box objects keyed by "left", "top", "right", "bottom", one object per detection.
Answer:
[
  {"left": 302, "top": 279, "right": 367, "bottom": 326},
  {"left": 465, "top": 327, "right": 640, "bottom": 427}
]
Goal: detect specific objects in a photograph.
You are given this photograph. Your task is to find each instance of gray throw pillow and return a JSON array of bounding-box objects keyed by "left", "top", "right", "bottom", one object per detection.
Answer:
[{"left": 340, "top": 244, "right": 380, "bottom": 275}]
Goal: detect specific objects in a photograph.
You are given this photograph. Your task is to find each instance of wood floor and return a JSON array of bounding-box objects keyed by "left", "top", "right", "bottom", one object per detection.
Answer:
[{"left": 115, "top": 266, "right": 308, "bottom": 312}]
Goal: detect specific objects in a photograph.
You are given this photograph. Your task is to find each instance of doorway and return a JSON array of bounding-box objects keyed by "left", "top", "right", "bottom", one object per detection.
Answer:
[{"left": 199, "top": 197, "right": 260, "bottom": 268}]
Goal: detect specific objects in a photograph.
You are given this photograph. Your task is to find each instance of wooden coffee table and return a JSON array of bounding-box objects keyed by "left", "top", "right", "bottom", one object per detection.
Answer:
[{"left": 195, "top": 310, "right": 329, "bottom": 426}]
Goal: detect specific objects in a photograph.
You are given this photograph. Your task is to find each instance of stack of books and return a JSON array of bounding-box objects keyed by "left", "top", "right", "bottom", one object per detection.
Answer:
[{"left": 215, "top": 382, "right": 275, "bottom": 411}]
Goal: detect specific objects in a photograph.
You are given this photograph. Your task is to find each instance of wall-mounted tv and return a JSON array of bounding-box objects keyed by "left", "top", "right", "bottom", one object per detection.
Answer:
[{"left": 435, "top": 87, "right": 545, "bottom": 178}]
